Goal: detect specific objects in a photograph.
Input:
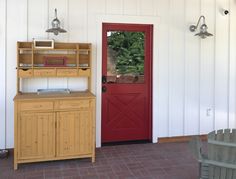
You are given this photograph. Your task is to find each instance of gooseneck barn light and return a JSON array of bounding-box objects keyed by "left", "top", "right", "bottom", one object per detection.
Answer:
[
  {"left": 189, "top": 15, "right": 213, "bottom": 39},
  {"left": 46, "top": 8, "right": 67, "bottom": 35}
]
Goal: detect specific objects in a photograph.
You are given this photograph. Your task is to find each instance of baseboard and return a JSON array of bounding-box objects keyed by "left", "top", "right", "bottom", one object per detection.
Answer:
[{"left": 158, "top": 135, "right": 207, "bottom": 143}]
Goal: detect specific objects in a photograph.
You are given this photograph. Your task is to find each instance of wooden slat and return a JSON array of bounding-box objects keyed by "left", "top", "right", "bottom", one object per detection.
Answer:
[
  {"left": 232, "top": 129, "right": 236, "bottom": 179},
  {"left": 202, "top": 159, "right": 236, "bottom": 169},
  {"left": 201, "top": 163, "right": 209, "bottom": 179},
  {"left": 223, "top": 129, "right": 231, "bottom": 179},
  {"left": 189, "top": 136, "right": 202, "bottom": 160},
  {"left": 208, "top": 139, "right": 236, "bottom": 147},
  {"left": 214, "top": 129, "right": 224, "bottom": 179},
  {"left": 208, "top": 131, "right": 216, "bottom": 179},
  {"left": 220, "top": 129, "right": 230, "bottom": 179}
]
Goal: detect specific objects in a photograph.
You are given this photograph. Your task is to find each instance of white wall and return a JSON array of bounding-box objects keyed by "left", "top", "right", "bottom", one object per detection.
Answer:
[
  {"left": 0, "top": 0, "right": 6, "bottom": 149},
  {"left": 1, "top": 0, "right": 236, "bottom": 149}
]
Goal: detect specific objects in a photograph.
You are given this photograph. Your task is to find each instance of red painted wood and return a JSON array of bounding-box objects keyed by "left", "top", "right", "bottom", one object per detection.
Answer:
[{"left": 102, "top": 23, "right": 153, "bottom": 143}]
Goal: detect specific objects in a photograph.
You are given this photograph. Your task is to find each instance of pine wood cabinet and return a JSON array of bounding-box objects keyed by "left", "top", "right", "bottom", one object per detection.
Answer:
[
  {"left": 14, "top": 90, "right": 95, "bottom": 170},
  {"left": 18, "top": 112, "right": 55, "bottom": 160},
  {"left": 14, "top": 41, "right": 95, "bottom": 170},
  {"left": 56, "top": 111, "right": 93, "bottom": 157},
  {"left": 14, "top": 42, "right": 95, "bottom": 169}
]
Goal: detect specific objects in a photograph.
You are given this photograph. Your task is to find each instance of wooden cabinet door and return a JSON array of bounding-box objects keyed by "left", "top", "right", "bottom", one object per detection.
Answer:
[
  {"left": 18, "top": 112, "right": 55, "bottom": 160},
  {"left": 57, "top": 110, "right": 93, "bottom": 157}
]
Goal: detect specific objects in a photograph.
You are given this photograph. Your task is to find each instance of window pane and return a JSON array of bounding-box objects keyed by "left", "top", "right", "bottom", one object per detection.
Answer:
[{"left": 107, "top": 31, "right": 145, "bottom": 84}]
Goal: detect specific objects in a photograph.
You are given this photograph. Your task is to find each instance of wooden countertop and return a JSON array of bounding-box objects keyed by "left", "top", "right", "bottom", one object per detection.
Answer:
[{"left": 14, "top": 91, "right": 95, "bottom": 101}]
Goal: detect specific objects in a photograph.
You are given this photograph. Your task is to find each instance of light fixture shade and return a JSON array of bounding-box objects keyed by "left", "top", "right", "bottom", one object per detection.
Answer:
[
  {"left": 194, "top": 24, "right": 213, "bottom": 39},
  {"left": 46, "top": 9, "right": 67, "bottom": 35},
  {"left": 195, "top": 31, "right": 213, "bottom": 39}
]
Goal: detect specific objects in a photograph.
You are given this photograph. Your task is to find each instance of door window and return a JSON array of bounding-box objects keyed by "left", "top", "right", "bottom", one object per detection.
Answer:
[{"left": 106, "top": 31, "right": 145, "bottom": 84}]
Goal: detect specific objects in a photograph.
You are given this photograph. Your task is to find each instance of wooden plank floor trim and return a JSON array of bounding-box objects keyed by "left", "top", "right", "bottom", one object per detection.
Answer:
[{"left": 158, "top": 135, "right": 207, "bottom": 143}]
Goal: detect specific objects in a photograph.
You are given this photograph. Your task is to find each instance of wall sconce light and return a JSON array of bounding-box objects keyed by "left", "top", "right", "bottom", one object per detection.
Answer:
[
  {"left": 189, "top": 15, "right": 213, "bottom": 39},
  {"left": 46, "top": 8, "right": 67, "bottom": 35}
]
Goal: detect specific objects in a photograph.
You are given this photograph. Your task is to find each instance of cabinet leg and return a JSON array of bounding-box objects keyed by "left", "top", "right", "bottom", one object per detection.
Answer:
[
  {"left": 14, "top": 162, "right": 18, "bottom": 170},
  {"left": 92, "top": 156, "right": 95, "bottom": 163}
]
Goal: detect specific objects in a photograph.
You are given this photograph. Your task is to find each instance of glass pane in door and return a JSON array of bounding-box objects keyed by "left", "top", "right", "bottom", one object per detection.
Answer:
[{"left": 107, "top": 31, "right": 145, "bottom": 84}]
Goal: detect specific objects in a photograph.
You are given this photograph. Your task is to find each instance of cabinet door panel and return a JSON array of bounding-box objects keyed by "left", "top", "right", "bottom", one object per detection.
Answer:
[
  {"left": 18, "top": 112, "right": 55, "bottom": 160},
  {"left": 57, "top": 111, "right": 92, "bottom": 157}
]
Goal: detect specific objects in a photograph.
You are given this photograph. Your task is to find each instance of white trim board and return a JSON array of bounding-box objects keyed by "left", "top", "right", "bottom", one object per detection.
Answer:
[
  {"left": 0, "top": 0, "right": 6, "bottom": 149},
  {"left": 95, "top": 14, "right": 160, "bottom": 147}
]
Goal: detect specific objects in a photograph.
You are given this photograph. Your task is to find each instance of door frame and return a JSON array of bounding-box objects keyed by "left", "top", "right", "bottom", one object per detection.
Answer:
[
  {"left": 101, "top": 23, "right": 153, "bottom": 142},
  {"left": 95, "top": 15, "right": 160, "bottom": 147}
]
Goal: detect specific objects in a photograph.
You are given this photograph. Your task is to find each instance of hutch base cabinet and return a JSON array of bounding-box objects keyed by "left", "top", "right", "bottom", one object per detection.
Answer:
[{"left": 14, "top": 92, "right": 95, "bottom": 170}]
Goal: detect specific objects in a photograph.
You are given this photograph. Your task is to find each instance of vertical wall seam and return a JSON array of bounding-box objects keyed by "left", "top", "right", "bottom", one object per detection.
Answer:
[
  {"left": 66, "top": 0, "right": 70, "bottom": 88},
  {"left": 122, "top": 0, "right": 124, "bottom": 15},
  {"left": 227, "top": 0, "right": 230, "bottom": 128},
  {"left": 153, "top": 0, "right": 156, "bottom": 16},
  {"left": 26, "top": 0, "right": 29, "bottom": 41},
  {"left": 67, "top": 0, "right": 69, "bottom": 42},
  {"left": 46, "top": 0, "right": 49, "bottom": 88},
  {"left": 86, "top": 0, "right": 89, "bottom": 42},
  {"left": 183, "top": 0, "right": 186, "bottom": 136},
  {"left": 213, "top": 0, "right": 216, "bottom": 130},
  {"left": 47, "top": 0, "right": 49, "bottom": 39},
  {"left": 105, "top": 0, "right": 107, "bottom": 14},
  {"left": 137, "top": 0, "right": 141, "bottom": 16},
  {"left": 4, "top": 0, "right": 7, "bottom": 149},
  {"left": 86, "top": 0, "right": 89, "bottom": 91},
  {"left": 233, "top": 0, "right": 236, "bottom": 128},
  {"left": 198, "top": 0, "right": 202, "bottom": 134},
  {"left": 168, "top": 0, "right": 171, "bottom": 137}
]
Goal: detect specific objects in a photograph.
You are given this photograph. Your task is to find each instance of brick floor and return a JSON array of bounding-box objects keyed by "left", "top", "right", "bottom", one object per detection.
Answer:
[{"left": 0, "top": 142, "right": 199, "bottom": 179}]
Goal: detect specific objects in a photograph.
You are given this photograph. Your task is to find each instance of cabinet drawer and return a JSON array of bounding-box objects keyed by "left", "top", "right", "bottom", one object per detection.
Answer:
[
  {"left": 19, "top": 101, "right": 54, "bottom": 111},
  {"left": 34, "top": 69, "right": 56, "bottom": 77},
  {"left": 57, "top": 69, "right": 78, "bottom": 77},
  {"left": 19, "top": 69, "right": 33, "bottom": 78},
  {"left": 78, "top": 69, "right": 90, "bottom": 76},
  {"left": 55, "top": 100, "right": 90, "bottom": 110}
]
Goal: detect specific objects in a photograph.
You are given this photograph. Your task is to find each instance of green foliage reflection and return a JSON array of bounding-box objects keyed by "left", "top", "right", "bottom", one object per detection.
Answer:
[{"left": 108, "top": 31, "right": 144, "bottom": 75}]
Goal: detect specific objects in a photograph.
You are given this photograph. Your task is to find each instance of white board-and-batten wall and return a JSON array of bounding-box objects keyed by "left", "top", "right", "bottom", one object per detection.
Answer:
[{"left": 0, "top": 0, "right": 236, "bottom": 149}]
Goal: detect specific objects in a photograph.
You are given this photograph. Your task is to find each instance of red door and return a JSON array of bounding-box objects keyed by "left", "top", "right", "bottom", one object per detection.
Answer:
[{"left": 102, "top": 23, "right": 153, "bottom": 143}]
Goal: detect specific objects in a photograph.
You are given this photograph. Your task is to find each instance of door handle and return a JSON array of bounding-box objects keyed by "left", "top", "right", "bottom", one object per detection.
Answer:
[
  {"left": 102, "top": 76, "right": 107, "bottom": 84},
  {"left": 102, "top": 86, "right": 107, "bottom": 93}
]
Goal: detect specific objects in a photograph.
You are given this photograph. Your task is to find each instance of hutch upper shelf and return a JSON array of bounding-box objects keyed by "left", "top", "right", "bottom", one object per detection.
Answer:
[
  {"left": 17, "top": 42, "right": 91, "bottom": 75},
  {"left": 17, "top": 41, "right": 92, "bottom": 92}
]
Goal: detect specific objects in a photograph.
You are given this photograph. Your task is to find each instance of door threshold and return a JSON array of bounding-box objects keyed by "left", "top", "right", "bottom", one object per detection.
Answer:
[{"left": 102, "top": 139, "right": 151, "bottom": 146}]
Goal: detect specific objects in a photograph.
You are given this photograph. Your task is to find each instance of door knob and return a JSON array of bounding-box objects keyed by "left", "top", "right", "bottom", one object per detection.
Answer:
[{"left": 102, "top": 86, "right": 107, "bottom": 93}]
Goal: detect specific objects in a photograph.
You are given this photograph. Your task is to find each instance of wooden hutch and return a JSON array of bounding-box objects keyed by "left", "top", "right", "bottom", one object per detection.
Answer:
[{"left": 14, "top": 41, "right": 95, "bottom": 169}]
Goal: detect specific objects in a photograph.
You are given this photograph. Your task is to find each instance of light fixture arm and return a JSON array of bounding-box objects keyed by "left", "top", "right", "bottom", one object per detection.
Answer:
[
  {"left": 54, "top": 8, "right": 57, "bottom": 18},
  {"left": 189, "top": 15, "right": 205, "bottom": 32}
]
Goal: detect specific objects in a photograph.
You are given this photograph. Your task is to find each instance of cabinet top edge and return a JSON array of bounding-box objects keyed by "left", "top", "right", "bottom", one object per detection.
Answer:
[
  {"left": 17, "top": 41, "right": 92, "bottom": 45},
  {"left": 14, "top": 91, "right": 95, "bottom": 101}
]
